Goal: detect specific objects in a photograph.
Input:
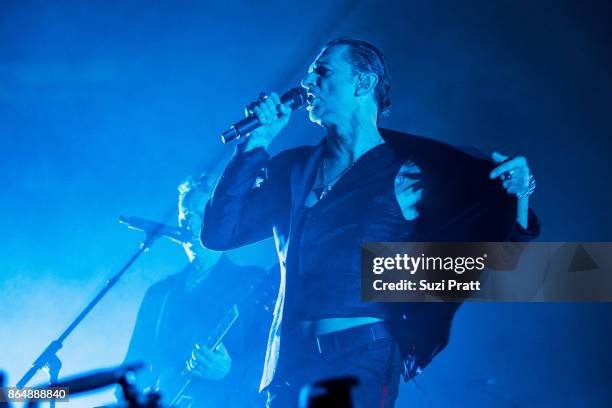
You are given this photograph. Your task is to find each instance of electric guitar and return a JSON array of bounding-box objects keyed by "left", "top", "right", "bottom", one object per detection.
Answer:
[
  {"left": 162, "top": 304, "right": 240, "bottom": 408},
  {"left": 159, "top": 269, "right": 277, "bottom": 407}
]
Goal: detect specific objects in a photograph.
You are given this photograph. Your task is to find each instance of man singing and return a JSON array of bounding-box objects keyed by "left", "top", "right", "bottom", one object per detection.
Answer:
[{"left": 202, "top": 37, "right": 539, "bottom": 407}]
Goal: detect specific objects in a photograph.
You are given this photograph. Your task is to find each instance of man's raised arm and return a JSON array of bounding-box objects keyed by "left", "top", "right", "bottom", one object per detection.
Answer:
[{"left": 201, "top": 91, "right": 293, "bottom": 251}]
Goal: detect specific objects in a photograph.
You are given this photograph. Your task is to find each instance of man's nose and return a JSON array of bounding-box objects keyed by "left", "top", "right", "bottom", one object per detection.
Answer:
[{"left": 301, "top": 72, "right": 315, "bottom": 89}]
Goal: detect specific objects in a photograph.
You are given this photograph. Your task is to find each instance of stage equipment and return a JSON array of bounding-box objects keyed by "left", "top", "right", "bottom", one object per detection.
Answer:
[
  {"left": 119, "top": 216, "right": 192, "bottom": 245},
  {"left": 22, "top": 364, "right": 162, "bottom": 408},
  {"left": 16, "top": 212, "right": 177, "bottom": 407}
]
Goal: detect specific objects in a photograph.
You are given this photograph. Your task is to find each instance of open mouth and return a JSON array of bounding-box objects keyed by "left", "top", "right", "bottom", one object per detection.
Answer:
[{"left": 305, "top": 90, "right": 323, "bottom": 112}]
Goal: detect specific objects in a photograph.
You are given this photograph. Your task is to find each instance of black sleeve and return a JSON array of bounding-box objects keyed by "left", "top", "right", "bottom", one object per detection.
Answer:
[
  {"left": 487, "top": 208, "right": 541, "bottom": 270},
  {"left": 201, "top": 143, "right": 290, "bottom": 251},
  {"left": 506, "top": 207, "right": 541, "bottom": 242}
]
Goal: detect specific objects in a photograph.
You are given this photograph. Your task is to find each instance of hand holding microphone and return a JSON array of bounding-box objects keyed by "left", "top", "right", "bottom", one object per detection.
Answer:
[
  {"left": 221, "top": 87, "right": 307, "bottom": 149},
  {"left": 245, "top": 92, "right": 292, "bottom": 150}
]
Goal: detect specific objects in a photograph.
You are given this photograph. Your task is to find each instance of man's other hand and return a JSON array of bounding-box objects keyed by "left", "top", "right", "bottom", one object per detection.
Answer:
[
  {"left": 186, "top": 342, "right": 232, "bottom": 380},
  {"left": 489, "top": 151, "right": 535, "bottom": 228}
]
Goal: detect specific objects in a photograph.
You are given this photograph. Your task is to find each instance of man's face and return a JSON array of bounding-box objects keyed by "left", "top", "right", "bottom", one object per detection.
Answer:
[
  {"left": 178, "top": 190, "right": 209, "bottom": 262},
  {"left": 301, "top": 45, "right": 358, "bottom": 126}
]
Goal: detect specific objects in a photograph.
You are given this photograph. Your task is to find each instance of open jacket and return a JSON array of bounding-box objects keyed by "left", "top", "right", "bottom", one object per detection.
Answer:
[{"left": 201, "top": 128, "right": 540, "bottom": 389}]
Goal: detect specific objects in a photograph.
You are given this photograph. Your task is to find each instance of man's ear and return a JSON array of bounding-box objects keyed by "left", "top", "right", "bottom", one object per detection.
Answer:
[{"left": 355, "top": 72, "right": 378, "bottom": 96}]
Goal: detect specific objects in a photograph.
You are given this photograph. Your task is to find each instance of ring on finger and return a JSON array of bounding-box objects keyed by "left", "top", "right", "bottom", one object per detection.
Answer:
[
  {"left": 187, "top": 358, "right": 198, "bottom": 370},
  {"left": 517, "top": 174, "right": 536, "bottom": 198}
]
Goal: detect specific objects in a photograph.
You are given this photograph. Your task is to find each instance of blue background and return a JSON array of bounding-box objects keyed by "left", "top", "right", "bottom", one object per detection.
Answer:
[{"left": 1, "top": 0, "right": 611, "bottom": 406}]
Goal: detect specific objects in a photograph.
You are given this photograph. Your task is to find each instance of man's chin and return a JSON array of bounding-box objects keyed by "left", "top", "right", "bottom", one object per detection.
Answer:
[{"left": 308, "top": 109, "right": 323, "bottom": 125}]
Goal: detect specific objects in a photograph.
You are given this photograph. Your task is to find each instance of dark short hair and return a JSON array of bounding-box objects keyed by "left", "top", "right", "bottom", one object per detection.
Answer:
[{"left": 325, "top": 37, "right": 391, "bottom": 118}]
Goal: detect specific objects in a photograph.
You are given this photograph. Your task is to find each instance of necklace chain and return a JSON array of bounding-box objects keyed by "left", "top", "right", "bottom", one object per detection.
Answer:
[
  {"left": 315, "top": 158, "right": 356, "bottom": 200},
  {"left": 314, "top": 135, "right": 384, "bottom": 200}
]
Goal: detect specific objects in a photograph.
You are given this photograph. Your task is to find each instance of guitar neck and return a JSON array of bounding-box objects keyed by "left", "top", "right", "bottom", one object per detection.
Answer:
[{"left": 205, "top": 304, "right": 239, "bottom": 350}]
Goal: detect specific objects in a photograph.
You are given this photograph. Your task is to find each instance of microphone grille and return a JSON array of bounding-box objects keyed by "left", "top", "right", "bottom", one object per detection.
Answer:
[{"left": 282, "top": 87, "right": 308, "bottom": 110}]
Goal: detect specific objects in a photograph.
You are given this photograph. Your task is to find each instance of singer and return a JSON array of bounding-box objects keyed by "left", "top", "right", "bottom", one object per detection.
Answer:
[
  {"left": 202, "top": 37, "right": 540, "bottom": 407},
  {"left": 118, "top": 173, "right": 278, "bottom": 407}
]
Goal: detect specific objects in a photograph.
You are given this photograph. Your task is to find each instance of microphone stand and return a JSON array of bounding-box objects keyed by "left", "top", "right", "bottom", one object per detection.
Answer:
[{"left": 16, "top": 223, "right": 167, "bottom": 407}]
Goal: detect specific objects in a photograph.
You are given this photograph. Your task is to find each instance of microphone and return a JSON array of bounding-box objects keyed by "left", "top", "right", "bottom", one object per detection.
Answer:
[
  {"left": 46, "top": 363, "right": 143, "bottom": 395},
  {"left": 119, "top": 216, "right": 193, "bottom": 244},
  {"left": 221, "top": 87, "right": 308, "bottom": 144}
]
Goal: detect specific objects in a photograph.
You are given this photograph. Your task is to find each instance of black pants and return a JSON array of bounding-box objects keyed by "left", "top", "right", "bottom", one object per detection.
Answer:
[{"left": 266, "top": 325, "right": 403, "bottom": 408}]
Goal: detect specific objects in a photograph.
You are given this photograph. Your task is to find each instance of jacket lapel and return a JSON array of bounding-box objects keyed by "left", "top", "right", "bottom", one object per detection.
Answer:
[{"left": 289, "top": 141, "right": 324, "bottom": 221}]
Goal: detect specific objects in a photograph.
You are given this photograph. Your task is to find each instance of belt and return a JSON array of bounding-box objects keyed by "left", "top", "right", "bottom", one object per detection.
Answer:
[{"left": 313, "top": 322, "right": 392, "bottom": 355}]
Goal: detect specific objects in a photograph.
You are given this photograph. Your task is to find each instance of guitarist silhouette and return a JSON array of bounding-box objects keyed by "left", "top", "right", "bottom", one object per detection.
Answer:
[{"left": 118, "top": 174, "right": 278, "bottom": 407}]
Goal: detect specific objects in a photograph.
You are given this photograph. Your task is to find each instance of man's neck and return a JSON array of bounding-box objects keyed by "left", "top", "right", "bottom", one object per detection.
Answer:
[
  {"left": 324, "top": 117, "right": 382, "bottom": 165},
  {"left": 187, "top": 253, "right": 222, "bottom": 287}
]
